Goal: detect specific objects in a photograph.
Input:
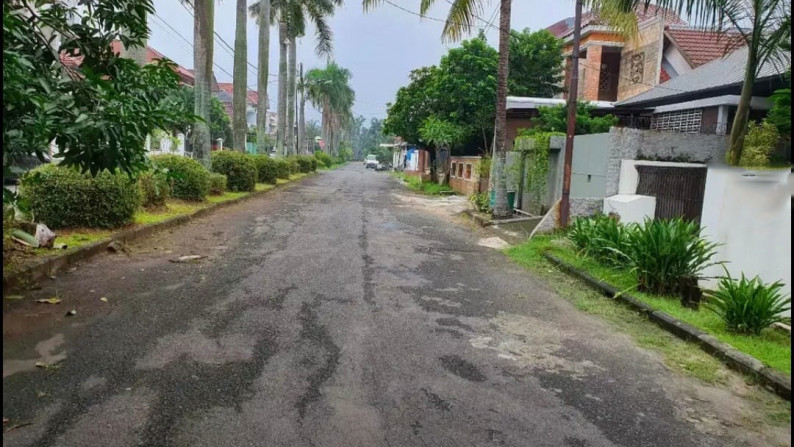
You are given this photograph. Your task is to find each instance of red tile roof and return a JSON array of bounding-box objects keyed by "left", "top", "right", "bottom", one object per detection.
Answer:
[
  {"left": 665, "top": 27, "right": 745, "bottom": 67},
  {"left": 659, "top": 66, "right": 671, "bottom": 83},
  {"left": 547, "top": 5, "right": 686, "bottom": 38},
  {"left": 217, "top": 82, "right": 260, "bottom": 106}
]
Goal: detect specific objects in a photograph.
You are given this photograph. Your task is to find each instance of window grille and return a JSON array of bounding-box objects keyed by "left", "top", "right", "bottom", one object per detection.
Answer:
[{"left": 651, "top": 109, "right": 702, "bottom": 133}]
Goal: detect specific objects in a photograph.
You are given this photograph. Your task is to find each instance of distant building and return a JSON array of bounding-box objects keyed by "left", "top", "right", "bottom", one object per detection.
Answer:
[{"left": 216, "top": 83, "right": 277, "bottom": 136}]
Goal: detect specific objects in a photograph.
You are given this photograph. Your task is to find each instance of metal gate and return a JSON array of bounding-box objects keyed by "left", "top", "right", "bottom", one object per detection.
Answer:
[{"left": 635, "top": 165, "right": 707, "bottom": 222}]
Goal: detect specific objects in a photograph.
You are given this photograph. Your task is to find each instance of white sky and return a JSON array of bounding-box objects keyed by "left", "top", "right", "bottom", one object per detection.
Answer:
[{"left": 149, "top": 0, "right": 575, "bottom": 122}]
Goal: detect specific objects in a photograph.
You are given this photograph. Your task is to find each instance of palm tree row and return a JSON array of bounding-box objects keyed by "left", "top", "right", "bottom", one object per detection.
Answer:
[{"left": 305, "top": 62, "right": 355, "bottom": 155}]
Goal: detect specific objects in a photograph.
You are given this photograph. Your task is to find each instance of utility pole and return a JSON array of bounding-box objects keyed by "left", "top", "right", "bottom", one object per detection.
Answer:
[{"left": 560, "top": 0, "right": 583, "bottom": 228}]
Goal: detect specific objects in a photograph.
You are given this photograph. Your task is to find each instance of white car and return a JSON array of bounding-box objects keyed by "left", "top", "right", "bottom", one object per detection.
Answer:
[{"left": 364, "top": 155, "right": 379, "bottom": 169}]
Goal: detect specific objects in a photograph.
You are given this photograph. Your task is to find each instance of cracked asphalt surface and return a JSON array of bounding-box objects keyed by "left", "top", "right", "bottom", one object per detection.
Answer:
[{"left": 3, "top": 164, "right": 789, "bottom": 447}]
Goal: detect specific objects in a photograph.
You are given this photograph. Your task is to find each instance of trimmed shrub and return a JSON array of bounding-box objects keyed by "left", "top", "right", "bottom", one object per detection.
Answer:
[
  {"left": 295, "top": 155, "right": 313, "bottom": 173},
  {"left": 619, "top": 218, "right": 720, "bottom": 296},
  {"left": 211, "top": 151, "right": 257, "bottom": 192},
  {"left": 20, "top": 164, "right": 141, "bottom": 229},
  {"left": 331, "top": 155, "right": 343, "bottom": 166},
  {"left": 138, "top": 170, "right": 170, "bottom": 209},
  {"left": 314, "top": 151, "right": 332, "bottom": 168},
  {"left": 209, "top": 173, "right": 227, "bottom": 195},
  {"left": 150, "top": 154, "right": 210, "bottom": 201},
  {"left": 567, "top": 214, "right": 632, "bottom": 267},
  {"left": 309, "top": 156, "right": 318, "bottom": 172},
  {"left": 705, "top": 269, "right": 791, "bottom": 335},
  {"left": 253, "top": 155, "right": 278, "bottom": 184},
  {"left": 274, "top": 158, "right": 291, "bottom": 179},
  {"left": 469, "top": 193, "right": 490, "bottom": 213},
  {"left": 739, "top": 121, "right": 779, "bottom": 167},
  {"left": 285, "top": 156, "right": 300, "bottom": 175}
]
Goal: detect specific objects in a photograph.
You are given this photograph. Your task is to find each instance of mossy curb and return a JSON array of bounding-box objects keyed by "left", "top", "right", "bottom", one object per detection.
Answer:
[
  {"left": 3, "top": 172, "right": 317, "bottom": 291},
  {"left": 544, "top": 252, "right": 792, "bottom": 401}
]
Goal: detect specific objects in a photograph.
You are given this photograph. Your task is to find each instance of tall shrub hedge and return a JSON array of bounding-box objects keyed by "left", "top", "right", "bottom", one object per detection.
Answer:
[
  {"left": 274, "top": 158, "right": 291, "bottom": 179},
  {"left": 314, "top": 151, "right": 332, "bottom": 168},
  {"left": 253, "top": 155, "right": 278, "bottom": 184},
  {"left": 20, "top": 164, "right": 141, "bottom": 229},
  {"left": 138, "top": 170, "right": 170, "bottom": 209},
  {"left": 211, "top": 151, "right": 257, "bottom": 192},
  {"left": 295, "top": 155, "right": 313, "bottom": 173},
  {"left": 150, "top": 154, "right": 210, "bottom": 201}
]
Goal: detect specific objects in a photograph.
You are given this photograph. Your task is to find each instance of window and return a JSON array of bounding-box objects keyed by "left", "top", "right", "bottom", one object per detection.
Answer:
[
  {"left": 451, "top": 162, "right": 457, "bottom": 177},
  {"left": 465, "top": 164, "right": 472, "bottom": 179},
  {"left": 458, "top": 163, "right": 464, "bottom": 178},
  {"left": 651, "top": 109, "right": 703, "bottom": 133}
]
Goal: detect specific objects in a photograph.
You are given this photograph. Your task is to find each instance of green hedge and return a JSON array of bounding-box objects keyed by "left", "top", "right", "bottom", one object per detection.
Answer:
[
  {"left": 209, "top": 173, "right": 227, "bottom": 195},
  {"left": 309, "top": 156, "right": 318, "bottom": 172},
  {"left": 20, "top": 164, "right": 141, "bottom": 229},
  {"left": 150, "top": 154, "right": 210, "bottom": 201},
  {"left": 211, "top": 151, "right": 257, "bottom": 192},
  {"left": 314, "top": 151, "right": 332, "bottom": 168},
  {"left": 274, "top": 158, "right": 291, "bottom": 179},
  {"left": 286, "top": 156, "right": 301, "bottom": 175},
  {"left": 295, "top": 155, "right": 313, "bottom": 173},
  {"left": 138, "top": 170, "right": 170, "bottom": 208},
  {"left": 253, "top": 155, "right": 278, "bottom": 184}
]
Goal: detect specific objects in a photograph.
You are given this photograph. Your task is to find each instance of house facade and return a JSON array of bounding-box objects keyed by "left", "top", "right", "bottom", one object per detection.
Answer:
[{"left": 216, "top": 83, "right": 277, "bottom": 136}]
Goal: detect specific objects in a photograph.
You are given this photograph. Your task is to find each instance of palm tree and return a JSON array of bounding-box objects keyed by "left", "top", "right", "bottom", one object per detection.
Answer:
[
  {"left": 305, "top": 62, "right": 355, "bottom": 155},
  {"left": 593, "top": 0, "right": 789, "bottom": 165},
  {"left": 252, "top": 0, "right": 272, "bottom": 155},
  {"left": 193, "top": 0, "right": 214, "bottom": 168},
  {"left": 233, "top": 0, "right": 248, "bottom": 152},
  {"left": 298, "top": 62, "right": 307, "bottom": 154}
]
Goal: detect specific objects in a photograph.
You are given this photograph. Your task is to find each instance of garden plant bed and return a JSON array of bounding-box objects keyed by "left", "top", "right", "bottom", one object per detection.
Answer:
[
  {"left": 391, "top": 172, "right": 456, "bottom": 196},
  {"left": 3, "top": 173, "right": 314, "bottom": 291},
  {"left": 506, "top": 235, "right": 791, "bottom": 401}
]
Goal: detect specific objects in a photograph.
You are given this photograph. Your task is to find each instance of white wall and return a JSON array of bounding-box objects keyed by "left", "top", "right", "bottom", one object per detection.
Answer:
[{"left": 700, "top": 166, "right": 791, "bottom": 315}]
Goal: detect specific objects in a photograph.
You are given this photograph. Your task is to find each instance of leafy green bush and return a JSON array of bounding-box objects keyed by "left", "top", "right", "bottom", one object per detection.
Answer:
[
  {"left": 285, "top": 156, "right": 301, "bottom": 175},
  {"left": 150, "top": 154, "right": 210, "bottom": 201},
  {"left": 567, "top": 215, "right": 632, "bottom": 267},
  {"left": 331, "top": 156, "right": 343, "bottom": 166},
  {"left": 253, "top": 155, "right": 278, "bottom": 184},
  {"left": 138, "top": 170, "right": 170, "bottom": 208},
  {"left": 308, "top": 156, "right": 318, "bottom": 172},
  {"left": 211, "top": 151, "right": 257, "bottom": 192},
  {"left": 314, "top": 151, "right": 333, "bottom": 168},
  {"left": 620, "top": 218, "right": 720, "bottom": 296},
  {"left": 739, "top": 121, "right": 780, "bottom": 167},
  {"left": 295, "top": 155, "right": 313, "bottom": 173},
  {"left": 274, "top": 158, "right": 291, "bottom": 179},
  {"left": 3, "top": 205, "right": 15, "bottom": 246},
  {"left": 705, "top": 269, "right": 791, "bottom": 335},
  {"left": 20, "top": 164, "right": 140, "bottom": 229},
  {"left": 209, "top": 173, "right": 227, "bottom": 195},
  {"left": 469, "top": 192, "right": 490, "bottom": 213}
]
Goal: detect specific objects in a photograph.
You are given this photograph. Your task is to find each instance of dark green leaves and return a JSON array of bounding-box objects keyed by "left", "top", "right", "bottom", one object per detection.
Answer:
[{"left": 705, "top": 268, "right": 791, "bottom": 335}]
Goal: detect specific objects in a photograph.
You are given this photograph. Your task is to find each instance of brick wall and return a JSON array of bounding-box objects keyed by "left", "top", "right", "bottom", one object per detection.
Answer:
[{"left": 449, "top": 156, "right": 485, "bottom": 195}]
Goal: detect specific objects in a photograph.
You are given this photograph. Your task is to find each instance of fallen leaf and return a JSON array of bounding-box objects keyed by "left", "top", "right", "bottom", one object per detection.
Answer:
[
  {"left": 35, "top": 297, "right": 61, "bottom": 305},
  {"left": 4, "top": 295, "right": 24, "bottom": 301},
  {"left": 66, "top": 309, "right": 76, "bottom": 316},
  {"left": 100, "top": 297, "right": 108, "bottom": 303}
]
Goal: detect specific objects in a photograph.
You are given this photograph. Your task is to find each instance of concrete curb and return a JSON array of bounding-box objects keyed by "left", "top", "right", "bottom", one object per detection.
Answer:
[
  {"left": 3, "top": 173, "right": 317, "bottom": 291},
  {"left": 460, "top": 209, "right": 493, "bottom": 227},
  {"left": 544, "top": 252, "right": 792, "bottom": 401}
]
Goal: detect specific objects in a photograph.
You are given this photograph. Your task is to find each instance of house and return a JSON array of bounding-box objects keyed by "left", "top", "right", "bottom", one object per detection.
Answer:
[
  {"left": 614, "top": 45, "right": 789, "bottom": 135},
  {"left": 216, "top": 83, "right": 277, "bottom": 136},
  {"left": 547, "top": 5, "right": 743, "bottom": 103}
]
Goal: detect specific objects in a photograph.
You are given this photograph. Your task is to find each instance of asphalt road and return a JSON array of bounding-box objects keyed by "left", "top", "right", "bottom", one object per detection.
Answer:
[{"left": 2, "top": 164, "right": 788, "bottom": 447}]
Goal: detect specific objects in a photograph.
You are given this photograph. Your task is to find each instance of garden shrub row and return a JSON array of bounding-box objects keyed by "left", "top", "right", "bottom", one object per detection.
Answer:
[{"left": 20, "top": 152, "right": 327, "bottom": 230}]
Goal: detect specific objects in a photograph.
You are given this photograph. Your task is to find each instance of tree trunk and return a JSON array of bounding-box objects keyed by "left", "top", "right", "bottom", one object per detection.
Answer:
[
  {"left": 491, "top": 0, "right": 512, "bottom": 218},
  {"left": 193, "top": 0, "right": 214, "bottom": 169},
  {"left": 298, "top": 63, "right": 306, "bottom": 155},
  {"left": 276, "top": 22, "right": 288, "bottom": 156},
  {"left": 286, "top": 37, "right": 297, "bottom": 155},
  {"left": 256, "top": 0, "right": 271, "bottom": 155},
  {"left": 727, "top": 42, "right": 759, "bottom": 165},
  {"left": 232, "top": 0, "right": 248, "bottom": 153}
]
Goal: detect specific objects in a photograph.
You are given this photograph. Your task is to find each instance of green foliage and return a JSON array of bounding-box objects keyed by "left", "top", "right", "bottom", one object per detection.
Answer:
[
  {"left": 253, "top": 155, "right": 278, "bottom": 184},
  {"left": 514, "top": 132, "right": 563, "bottom": 214},
  {"left": 308, "top": 156, "right": 318, "bottom": 172},
  {"left": 209, "top": 173, "right": 227, "bottom": 195},
  {"left": 150, "top": 155, "right": 210, "bottom": 201},
  {"left": 3, "top": 205, "right": 15, "bottom": 247},
  {"left": 20, "top": 164, "right": 140, "bottom": 229},
  {"left": 295, "top": 156, "right": 313, "bottom": 173},
  {"left": 620, "top": 218, "right": 721, "bottom": 296},
  {"left": 766, "top": 73, "right": 791, "bottom": 138},
  {"left": 469, "top": 192, "right": 490, "bottom": 213},
  {"left": 474, "top": 157, "right": 491, "bottom": 178},
  {"left": 210, "top": 151, "right": 257, "bottom": 192},
  {"left": 314, "top": 151, "right": 333, "bottom": 168},
  {"left": 165, "top": 86, "right": 233, "bottom": 145},
  {"left": 705, "top": 269, "right": 791, "bottom": 335},
  {"left": 508, "top": 29, "right": 565, "bottom": 97},
  {"left": 531, "top": 102, "right": 618, "bottom": 135},
  {"left": 285, "top": 157, "right": 301, "bottom": 175},
  {"left": 338, "top": 145, "right": 354, "bottom": 162},
  {"left": 396, "top": 172, "right": 454, "bottom": 195},
  {"left": 739, "top": 121, "right": 780, "bottom": 167},
  {"left": 567, "top": 215, "right": 632, "bottom": 267},
  {"left": 3, "top": 0, "right": 191, "bottom": 204},
  {"left": 150, "top": 129, "right": 181, "bottom": 153},
  {"left": 419, "top": 117, "right": 466, "bottom": 149},
  {"left": 274, "top": 158, "right": 292, "bottom": 179},
  {"left": 138, "top": 170, "right": 171, "bottom": 209}
]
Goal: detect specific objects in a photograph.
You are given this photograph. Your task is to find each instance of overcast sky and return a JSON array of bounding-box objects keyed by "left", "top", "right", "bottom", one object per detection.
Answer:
[{"left": 149, "top": 0, "right": 574, "bottom": 123}]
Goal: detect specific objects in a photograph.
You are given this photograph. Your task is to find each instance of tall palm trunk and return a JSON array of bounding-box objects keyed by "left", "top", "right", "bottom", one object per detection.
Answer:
[
  {"left": 298, "top": 63, "right": 306, "bottom": 155},
  {"left": 193, "top": 0, "right": 214, "bottom": 169},
  {"left": 286, "top": 38, "right": 297, "bottom": 155},
  {"left": 256, "top": 0, "right": 271, "bottom": 155},
  {"left": 491, "top": 0, "right": 512, "bottom": 218},
  {"left": 233, "top": 0, "right": 248, "bottom": 152},
  {"left": 276, "top": 22, "right": 288, "bottom": 156},
  {"left": 727, "top": 9, "right": 763, "bottom": 165},
  {"left": 321, "top": 101, "right": 330, "bottom": 154}
]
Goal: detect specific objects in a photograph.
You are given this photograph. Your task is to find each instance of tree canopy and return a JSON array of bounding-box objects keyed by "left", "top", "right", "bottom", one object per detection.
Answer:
[{"left": 528, "top": 102, "right": 618, "bottom": 135}]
